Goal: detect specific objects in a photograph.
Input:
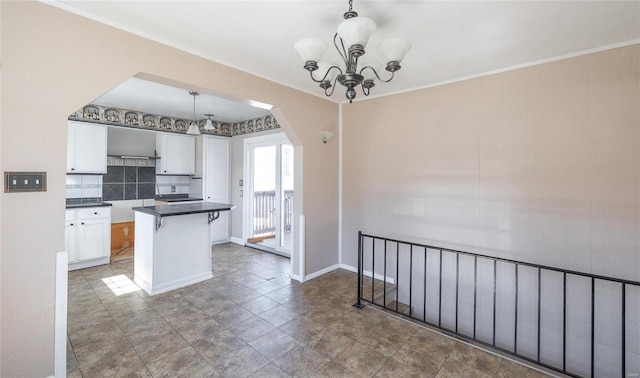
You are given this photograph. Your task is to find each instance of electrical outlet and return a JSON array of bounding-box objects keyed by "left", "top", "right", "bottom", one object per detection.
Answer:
[
  {"left": 4, "top": 171, "right": 47, "bottom": 192},
  {"left": 171, "top": 185, "right": 176, "bottom": 193}
]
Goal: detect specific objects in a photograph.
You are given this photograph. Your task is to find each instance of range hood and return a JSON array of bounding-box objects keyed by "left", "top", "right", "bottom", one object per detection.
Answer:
[{"left": 107, "top": 154, "right": 158, "bottom": 167}]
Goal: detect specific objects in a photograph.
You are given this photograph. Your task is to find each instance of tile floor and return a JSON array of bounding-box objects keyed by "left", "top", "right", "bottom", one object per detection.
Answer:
[{"left": 67, "top": 243, "right": 552, "bottom": 377}]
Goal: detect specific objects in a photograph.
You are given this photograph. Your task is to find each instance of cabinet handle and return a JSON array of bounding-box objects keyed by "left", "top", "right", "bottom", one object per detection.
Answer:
[
  {"left": 94, "top": 212, "right": 98, "bottom": 215},
  {"left": 81, "top": 222, "right": 85, "bottom": 225},
  {"left": 71, "top": 168, "right": 75, "bottom": 171},
  {"left": 70, "top": 223, "right": 74, "bottom": 226}
]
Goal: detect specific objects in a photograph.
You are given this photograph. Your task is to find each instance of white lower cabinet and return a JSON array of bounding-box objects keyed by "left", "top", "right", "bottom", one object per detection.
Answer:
[{"left": 66, "top": 207, "right": 111, "bottom": 271}]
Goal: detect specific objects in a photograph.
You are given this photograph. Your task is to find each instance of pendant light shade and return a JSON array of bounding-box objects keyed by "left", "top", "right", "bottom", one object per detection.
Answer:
[
  {"left": 204, "top": 113, "right": 215, "bottom": 131},
  {"left": 186, "top": 121, "right": 200, "bottom": 135},
  {"left": 186, "top": 91, "right": 201, "bottom": 135}
]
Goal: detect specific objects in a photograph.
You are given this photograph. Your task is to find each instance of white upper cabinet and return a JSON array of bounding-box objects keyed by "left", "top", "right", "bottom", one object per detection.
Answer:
[
  {"left": 67, "top": 121, "right": 107, "bottom": 174},
  {"left": 156, "top": 133, "right": 196, "bottom": 175}
]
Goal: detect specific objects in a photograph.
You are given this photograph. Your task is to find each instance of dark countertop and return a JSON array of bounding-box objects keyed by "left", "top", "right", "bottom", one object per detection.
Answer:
[
  {"left": 132, "top": 202, "right": 234, "bottom": 217},
  {"left": 66, "top": 202, "right": 113, "bottom": 209},
  {"left": 154, "top": 196, "right": 203, "bottom": 203}
]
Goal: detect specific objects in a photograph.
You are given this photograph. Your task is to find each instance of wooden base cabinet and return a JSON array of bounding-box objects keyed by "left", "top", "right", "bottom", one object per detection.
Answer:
[{"left": 66, "top": 207, "right": 111, "bottom": 271}]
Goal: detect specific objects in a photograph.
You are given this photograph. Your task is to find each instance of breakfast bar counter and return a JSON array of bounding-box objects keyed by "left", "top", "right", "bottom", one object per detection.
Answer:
[{"left": 132, "top": 202, "right": 233, "bottom": 295}]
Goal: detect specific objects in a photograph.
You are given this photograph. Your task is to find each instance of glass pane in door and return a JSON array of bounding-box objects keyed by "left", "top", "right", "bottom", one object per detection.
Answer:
[
  {"left": 252, "top": 146, "right": 276, "bottom": 247},
  {"left": 280, "top": 144, "right": 294, "bottom": 250}
]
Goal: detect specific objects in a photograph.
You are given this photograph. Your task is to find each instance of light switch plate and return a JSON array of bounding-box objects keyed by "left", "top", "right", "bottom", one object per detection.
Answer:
[{"left": 4, "top": 171, "right": 47, "bottom": 193}]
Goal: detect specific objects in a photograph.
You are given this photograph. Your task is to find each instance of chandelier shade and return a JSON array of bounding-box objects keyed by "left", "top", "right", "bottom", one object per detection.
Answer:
[
  {"left": 378, "top": 38, "right": 412, "bottom": 65},
  {"left": 313, "top": 62, "right": 338, "bottom": 82},
  {"left": 336, "top": 16, "right": 377, "bottom": 49},
  {"left": 360, "top": 62, "right": 380, "bottom": 82},
  {"left": 294, "top": 0, "right": 411, "bottom": 102},
  {"left": 294, "top": 38, "right": 328, "bottom": 63}
]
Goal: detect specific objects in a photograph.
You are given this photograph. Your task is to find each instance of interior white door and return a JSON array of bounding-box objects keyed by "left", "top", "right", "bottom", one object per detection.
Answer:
[{"left": 204, "top": 137, "right": 230, "bottom": 243}]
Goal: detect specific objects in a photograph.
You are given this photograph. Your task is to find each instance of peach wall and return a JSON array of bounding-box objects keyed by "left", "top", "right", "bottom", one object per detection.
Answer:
[
  {"left": 342, "top": 45, "right": 640, "bottom": 282},
  {"left": 0, "top": 2, "right": 337, "bottom": 376}
]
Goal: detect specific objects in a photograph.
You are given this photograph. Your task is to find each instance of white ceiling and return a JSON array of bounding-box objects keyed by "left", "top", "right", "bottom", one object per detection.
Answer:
[
  {"left": 49, "top": 1, "right": 639, "bottom": 118},
  {"left": 92, "top": 78, "right": 272, "bottom": 123}
]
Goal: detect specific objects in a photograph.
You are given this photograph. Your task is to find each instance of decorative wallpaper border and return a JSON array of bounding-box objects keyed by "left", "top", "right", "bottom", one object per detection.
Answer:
[{"left": 69, "top": 104, "right": 279, "bottom": 137}]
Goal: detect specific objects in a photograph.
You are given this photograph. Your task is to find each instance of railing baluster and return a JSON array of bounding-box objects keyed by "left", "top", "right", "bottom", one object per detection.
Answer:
[
  {"left": 493, "top": 260, "right": 497, "bottom": 346},
  {"left": 396, "top": 242, "right": 400, "bottom": 313},
  {"left": 537, "top": 267, "right": 541, "bottom": 363},
  {"left": 515, "top": 263, "right": 518, "bottom": 354},
  {"left": 591, "top": 277, "right": 595, "bottom": 378},
  {"left": 372, "top": 237, "right": 375, "bottom": 305},
  {"left": 439, "top": 249, "right": 443, "bottom": 328},
  {"left": 474, "top": 255, "right": 477, "bottom": 339},
  {"left": 353, "top": 231, "right": 364, "bottom": 308},
  {"left": 563, "top": 272, "right": 567, "bottom": 373},
  {"left": 455, "top": 252, "right": 459, "bottom": 333},
  {"left": 252, "top": 190, "right": 293, "bottom": 236},
  {"left": 384, "top": 241, "right": 387, "bottom": 309},
  {"left": 622, "top": 283, "right": 626, "bottom": 378},
  {"left": 424, "top": 248, "right": 428, "bottom": 322},
  {"left": 409, "top": 245, "right": 413, "bottom": 317}
]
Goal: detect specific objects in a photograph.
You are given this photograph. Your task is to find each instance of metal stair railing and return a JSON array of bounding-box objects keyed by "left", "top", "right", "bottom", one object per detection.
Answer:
[{"left": 353, "top": 231, "right": 640, "bottom": 378}]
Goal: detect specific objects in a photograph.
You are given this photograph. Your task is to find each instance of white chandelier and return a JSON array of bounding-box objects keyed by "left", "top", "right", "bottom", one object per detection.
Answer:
[{"left": 294, "top": 0, "right": 411, "bottom": 103}]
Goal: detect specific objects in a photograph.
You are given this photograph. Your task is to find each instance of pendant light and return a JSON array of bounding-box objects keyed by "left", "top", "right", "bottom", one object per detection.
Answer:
[
  {"left": 204, "top": 113, "right": 215, "bottom": 131},
  {"left": 186, "top": 91, "right": 201, "bottom": 135}
]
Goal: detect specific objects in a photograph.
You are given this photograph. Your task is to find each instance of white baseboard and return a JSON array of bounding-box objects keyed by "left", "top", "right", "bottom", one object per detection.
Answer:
[
  {"left": 339, "top": 263, "right": 396, "bottom": 284},
  {"left": 339, "top": 263, "right": 357, "bottom": 274},
  {"left": 304, "top": 263, "right": 341, "bottom": 281},
  {"left": 134, "top": 271, "right": 213, "bottom": 296},
  {"left": 68, "top": 256, "right": 110, "bottom": 271},
  {"left": 229, "top": 236, "right": 244, "bottom": 245}
]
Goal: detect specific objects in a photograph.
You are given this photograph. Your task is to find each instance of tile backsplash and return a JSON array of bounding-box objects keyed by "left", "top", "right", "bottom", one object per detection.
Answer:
[
  {"left": 103, "top": 166, "right": 156, "bottom": 201},
  {"left": 155, "top": 175, "right": 190, "bottom": 196},
  {"left": 66, "top": 175, "right": 103, "bottom": 200},
  {"left": 66, "top": 170, "right": 191, "bottom": 202}
]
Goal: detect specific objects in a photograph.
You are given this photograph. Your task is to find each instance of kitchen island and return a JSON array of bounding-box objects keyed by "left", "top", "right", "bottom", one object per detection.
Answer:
[{"left": 132, "top": 202, "right": 233, "bottom": 295}]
